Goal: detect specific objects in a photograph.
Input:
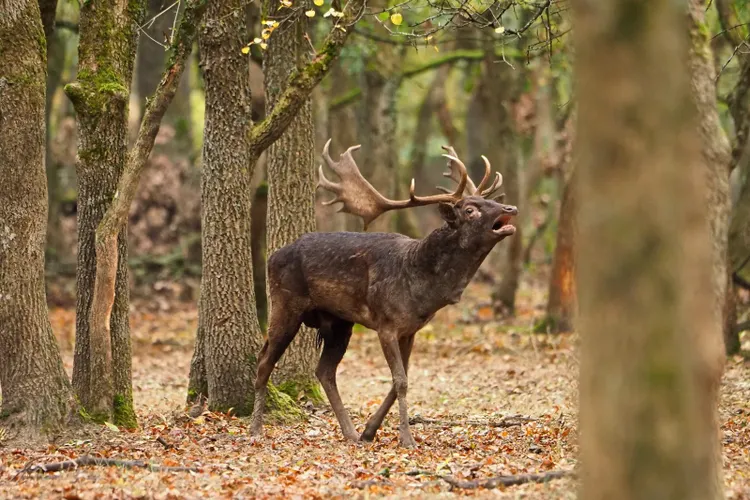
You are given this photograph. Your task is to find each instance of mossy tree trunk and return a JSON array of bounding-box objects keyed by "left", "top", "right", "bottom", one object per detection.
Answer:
[
  {"left": 573, "top": 0, "right": 726, "bottom": 498},
  {"left": 0, "top": 0, "right": 76, "bottom": 436},
  {"left": 261, "top": 2, "right": 321, "bottom": 399},
  {"left": 64, "top": 0, "right": 145, "bottom": 426},
  {"left": 187, "top": 0, "right": 262, "bottom": 415}
]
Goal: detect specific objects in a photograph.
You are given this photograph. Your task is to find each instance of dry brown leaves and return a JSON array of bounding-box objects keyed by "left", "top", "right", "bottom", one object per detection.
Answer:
[{"left": 1, "top": 280, "right": 748, "bottom": 499}]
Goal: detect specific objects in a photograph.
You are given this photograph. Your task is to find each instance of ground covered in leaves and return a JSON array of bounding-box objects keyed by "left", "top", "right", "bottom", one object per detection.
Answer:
[{"left": 1, "top": 281, "right": 749, "bottom": 499}]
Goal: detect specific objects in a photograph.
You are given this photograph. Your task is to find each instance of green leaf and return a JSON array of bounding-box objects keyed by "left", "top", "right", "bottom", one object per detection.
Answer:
[{"left": 104, "top": 421, "right": 120, "bottom": 432}]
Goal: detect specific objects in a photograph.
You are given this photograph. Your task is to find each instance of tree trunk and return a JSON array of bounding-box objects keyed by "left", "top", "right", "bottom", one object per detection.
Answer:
[
  {"left": 0, "top": 0, "right": 75, "bottom": 436},
  {"left": 481, "top": 36, "right": 523, "bottom": 314},
  {"left": 540, "top": 167, "right": 576, "bottom": 333},
  {"left": 188, "top": 0, "right": 262, "bottom": 415},
  {"left": 688, "top": 0, "right": 733, "bottom": 355},
  {"left": 262, "top": 4, "right": 321, "bottom": 398},
  {"left": 64, "top": 0, "right": 144, "bottom": 426},
  {"left": 251, "top": 183, "right": 268, "bottom": 330},
  {"left": 358, "top": 22, "right": 403, "bottom": 234},
  {"left": 329, "top": 62, "right": 359, "bottom": 232},
  {"left": 573, "top": 0, "right": 726, "bottom": 498}
]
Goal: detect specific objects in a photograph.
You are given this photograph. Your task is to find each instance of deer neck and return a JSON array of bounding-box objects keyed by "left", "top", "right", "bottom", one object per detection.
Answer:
[{"left": 413, "top": 225, "right": 494, "bottom": 296}]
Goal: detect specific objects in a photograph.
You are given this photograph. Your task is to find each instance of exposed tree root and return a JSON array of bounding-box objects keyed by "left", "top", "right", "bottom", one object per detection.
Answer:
[
  {"left": 409, "top": 414, "right": 535, "bottom": 428},
  {"left": 439, "top": 470, "right": 574, "bottom": 489},
  {"left": 16, "top": 456, "right": 200, "bottom": 475}
]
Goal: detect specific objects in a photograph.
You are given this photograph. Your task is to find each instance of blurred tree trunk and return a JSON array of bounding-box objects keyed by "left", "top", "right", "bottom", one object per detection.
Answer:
[
  {"left": 262, "top": 2, "right": 321, "bottom": 398},
  {"left": 540, "top": 166, "right": 576, "bottom": 334},
  {"left": 330, "top": 63, "right": 359, "bottom": 232},
  {"left": 251, "top": 183, "right": 268, "bottom": 330},
  {"left": 359, "top": 23, "right": 403, "bottom": 234},
  {"left": 482, "top": 36, "right": 523, "bottom": 314},
  {"left": 64, "top": 0, "right": 143, "bottom": 426},
  {"left": 573, "top": 0, "right": 726, "bottom": 498},
  {"left": 45, "top": 17, "right": 67, "bottom": 268},
  {"left": 187, "top": 0, "right": 262, "bottom": 414},
  {"left": 0, "top": 0, "right": 75, "bottom": 436},
  {"left": 135, "top": 0, "right": 193, "bottom": 151},
  {"left": 688, "top": 0, "right": 733, "bottom": 355}
]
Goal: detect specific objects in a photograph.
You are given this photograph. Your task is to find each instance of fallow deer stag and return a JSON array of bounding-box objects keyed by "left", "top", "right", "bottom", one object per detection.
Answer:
[{"left": 249, "top": 140, "right": 518, "bottom": 447}]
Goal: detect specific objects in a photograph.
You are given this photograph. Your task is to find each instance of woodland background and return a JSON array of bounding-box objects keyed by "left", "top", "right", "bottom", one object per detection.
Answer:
[{"left": 1, "top": 0, "right": 750, "bottom": 498}]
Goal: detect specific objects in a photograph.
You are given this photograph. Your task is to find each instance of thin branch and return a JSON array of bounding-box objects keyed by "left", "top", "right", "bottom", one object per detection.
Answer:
[
  {"left": 16, "top": 456, "right": 199, "bottom": 475},
  {"left": 409, "top": 414, "right": 535, "bottom": 428},
  {"left": 440, "top": 470, "right": 574, "bottom": 489}
]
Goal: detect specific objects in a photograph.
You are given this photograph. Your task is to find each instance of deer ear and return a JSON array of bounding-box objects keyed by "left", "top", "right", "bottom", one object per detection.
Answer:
[{"left": 437, "top": 203, "right": 458, "bottom": 226}]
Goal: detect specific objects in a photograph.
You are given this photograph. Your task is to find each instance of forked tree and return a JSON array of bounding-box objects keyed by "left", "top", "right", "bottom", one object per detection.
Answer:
[{"left": 250, "top": 141, "right": 518, "bottom": 447}]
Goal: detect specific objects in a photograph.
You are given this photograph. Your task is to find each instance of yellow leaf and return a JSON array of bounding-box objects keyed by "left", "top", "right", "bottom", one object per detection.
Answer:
[
  {"left": 262, "top": 29, "right": 271, "bottom": 39},
  {"left": 494, "top": 25, "right": 505, "bottom": 34},
  {"left": 305, "top": 9, "right": 316, "bottom": 17},
  {"left": 434, "top": 45, "right": 439, "bottom": 52},
  {"left": 390, "top": 12, "right": 402, "bottom": 26},
  {"left": 241, "top": 46, "right": 250, "bottom": 54},
  {"left": 314, "top": 0, "right": 324, "bottom": 5},
  {"left": 253, "top": 37, "right": 263, "bottom": 44},
  {"left": 260, "top": 42, "right": 268, "bottom": 49}
]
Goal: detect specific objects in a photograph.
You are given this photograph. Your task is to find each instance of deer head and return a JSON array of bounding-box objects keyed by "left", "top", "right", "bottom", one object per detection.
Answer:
[{"left": 316, "top": 139, "right": 518, "bottom": 245}]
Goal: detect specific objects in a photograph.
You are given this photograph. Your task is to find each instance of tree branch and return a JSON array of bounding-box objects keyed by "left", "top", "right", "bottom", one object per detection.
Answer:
[
  {"left": 329, "top": 47, "right": 525, "bottom": 112},
  {"left": 248, "top": 0, "right": 366, "bottom": 153},
  {"left": 17, "top": 456, "right": 200, "bottom": 474},
  {"left": 439, "top": 470, "right": 574, "bottom": 489},
  {"left": 715, "top": 0, "right": 747, "bottom": 48}
]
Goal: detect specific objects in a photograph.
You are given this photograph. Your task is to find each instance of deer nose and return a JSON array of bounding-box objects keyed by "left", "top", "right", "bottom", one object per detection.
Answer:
[{"left": 502, "top": 205, "right": 518, "bottom": 215}]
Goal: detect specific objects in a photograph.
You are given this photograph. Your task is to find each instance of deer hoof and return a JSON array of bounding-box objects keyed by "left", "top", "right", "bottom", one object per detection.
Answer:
[
  {"left": 359, "top": 429, "right": 377, "bottom": 442},
  {"left": 399, "top": 434, "right": 417, "bottom": 448}
]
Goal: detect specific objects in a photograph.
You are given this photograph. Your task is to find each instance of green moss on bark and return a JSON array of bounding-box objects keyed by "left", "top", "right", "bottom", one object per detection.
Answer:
[
  {"left": 113, "top": 393, "right": 138, "bottom": 429},
  {"left": 265, "top": 383, "right": 305, "bottom": 422},
  {"left": 277, "top": 379, "right": 324, "bottom": 404}
]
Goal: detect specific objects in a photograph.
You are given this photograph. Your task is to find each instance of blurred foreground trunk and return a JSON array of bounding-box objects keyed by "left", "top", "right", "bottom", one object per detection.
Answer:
[{"left": 573, "top": 0, "right": 726, "bottom": 499}]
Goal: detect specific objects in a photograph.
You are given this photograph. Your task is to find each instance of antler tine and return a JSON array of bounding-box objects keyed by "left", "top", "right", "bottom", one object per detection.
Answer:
[
  {"left": 439, "top": 145, "right": 477, "bottom": 195},
  {"left": 474, "top": 155, "right": 493, "bottom": 194},
  {"left": 481, "top": 172, "right": 504, "bottom": 198}
]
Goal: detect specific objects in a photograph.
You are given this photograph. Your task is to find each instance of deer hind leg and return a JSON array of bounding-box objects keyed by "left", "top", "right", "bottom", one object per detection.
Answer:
[
  {"left": 360, "top": 334, "right": 415, "bottom": 442},
  {"left": 249, "top": 304, "right": 303, "bottom": 436},
  {"left": 315, "top": 318, "right": 358, "bottom": 441},
  {"left": 377, "top": 331, "right": 417, "bottom": 447}
]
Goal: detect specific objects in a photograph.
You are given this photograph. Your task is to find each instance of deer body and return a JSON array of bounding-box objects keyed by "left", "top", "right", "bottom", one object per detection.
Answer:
[{"left": 250, "top": 141, "right": 517, "bottom": 447}]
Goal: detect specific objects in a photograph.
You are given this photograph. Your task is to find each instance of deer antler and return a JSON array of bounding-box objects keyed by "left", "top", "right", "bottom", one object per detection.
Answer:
[
  {"left": 317, "top": 139, "right": 468, "bottom": 229},
  {"left": 437, "top": 146, "right": 504, "bottom": 199}
]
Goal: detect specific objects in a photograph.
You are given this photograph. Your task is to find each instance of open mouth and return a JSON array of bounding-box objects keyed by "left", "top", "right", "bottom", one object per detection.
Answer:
[{"left": 492, "top": 215, "right": 516, "bottom": 236}]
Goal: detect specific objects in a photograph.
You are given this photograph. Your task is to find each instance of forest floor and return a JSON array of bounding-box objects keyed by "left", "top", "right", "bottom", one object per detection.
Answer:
[{"left": 1, "top": 279, "right": 749, "bottom": 499}]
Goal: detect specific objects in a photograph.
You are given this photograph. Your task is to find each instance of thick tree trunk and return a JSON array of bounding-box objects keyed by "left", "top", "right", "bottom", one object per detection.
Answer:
[
  {"left": 0, "top": 0, "right": 75, "bottom": 437},
  {"left": 189, "top": 0, "right": 262, "bottom": 415},
  {"left": 64, "top": 0, "right": 144, "bottom": 426},
  {"left": 688, "top": 0, "right": 733, "bottom": 355},
  {"left": 262, "top": 5, "right": 321, "bottom": 398},
  {"left": 573, "top": 1, "right": 726, "bottom": 499}
]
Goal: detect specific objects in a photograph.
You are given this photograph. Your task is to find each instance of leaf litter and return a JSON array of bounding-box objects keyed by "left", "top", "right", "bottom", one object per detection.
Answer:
[{"left": 1, "top": 279, "right": 749, "bottom": 499}]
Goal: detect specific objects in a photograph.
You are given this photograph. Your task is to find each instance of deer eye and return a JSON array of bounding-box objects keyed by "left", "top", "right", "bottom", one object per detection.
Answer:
[{"left": 465, "top": 207, "right": 475, "bottom": 215}]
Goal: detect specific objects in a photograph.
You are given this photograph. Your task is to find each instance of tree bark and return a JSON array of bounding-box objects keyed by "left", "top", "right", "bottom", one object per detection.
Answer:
[
  {"left": 572, "top": 1, "right": 726, "bottom": 499},
  {"left": 357, "top": 11, "right": 403, "bottom": 234},
  {"left": 64, "top": 0, "right": 144, "bottom": 426},
  {"left": 541, "top": 166, "right": 576, "bottom": 334},
  {"left": 688, "top": 0, "right": 733, "bottom": 356},
  {"left": 0, "top": 0, "right": 75, "bottom": 436},
  {"left": 84, "top": 0, "right": 206, "bottom": 419},
  {"left": 262, "top": 3, "right": 321, "bottom": 398},
  {"left": 189, "top": 0, "right": 261, "bottom": 415},
  {"left": 251, "top": 183, "right": 268, "bottom": 330}
]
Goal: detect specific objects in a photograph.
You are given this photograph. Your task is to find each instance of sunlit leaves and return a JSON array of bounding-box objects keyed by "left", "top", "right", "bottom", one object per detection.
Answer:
[
  {"left": 305, "top": 9, "right": 316, "bottom": 17},
  {"left": 494, "top": 25, "right": 505, "bottom": 34},
  {"left": 313, "top": 0, "right": 324, "bottom": 6},
  {"left": 390, "top": 12, "right": 403, "bottom": 26},
  {"left": 241, "top": 21, "right": 278, "bottom": 54}
]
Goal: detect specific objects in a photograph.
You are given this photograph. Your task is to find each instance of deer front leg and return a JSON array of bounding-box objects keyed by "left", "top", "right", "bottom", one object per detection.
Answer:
[
  {"left": 315, "top": 322, "right": 358, "bottom": 442},
  {"left": 378, "top": 331, "right": 416, "bottom": 448},
  {"left": 361, "top": 334, "right": 415, "bottom": 442}
]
